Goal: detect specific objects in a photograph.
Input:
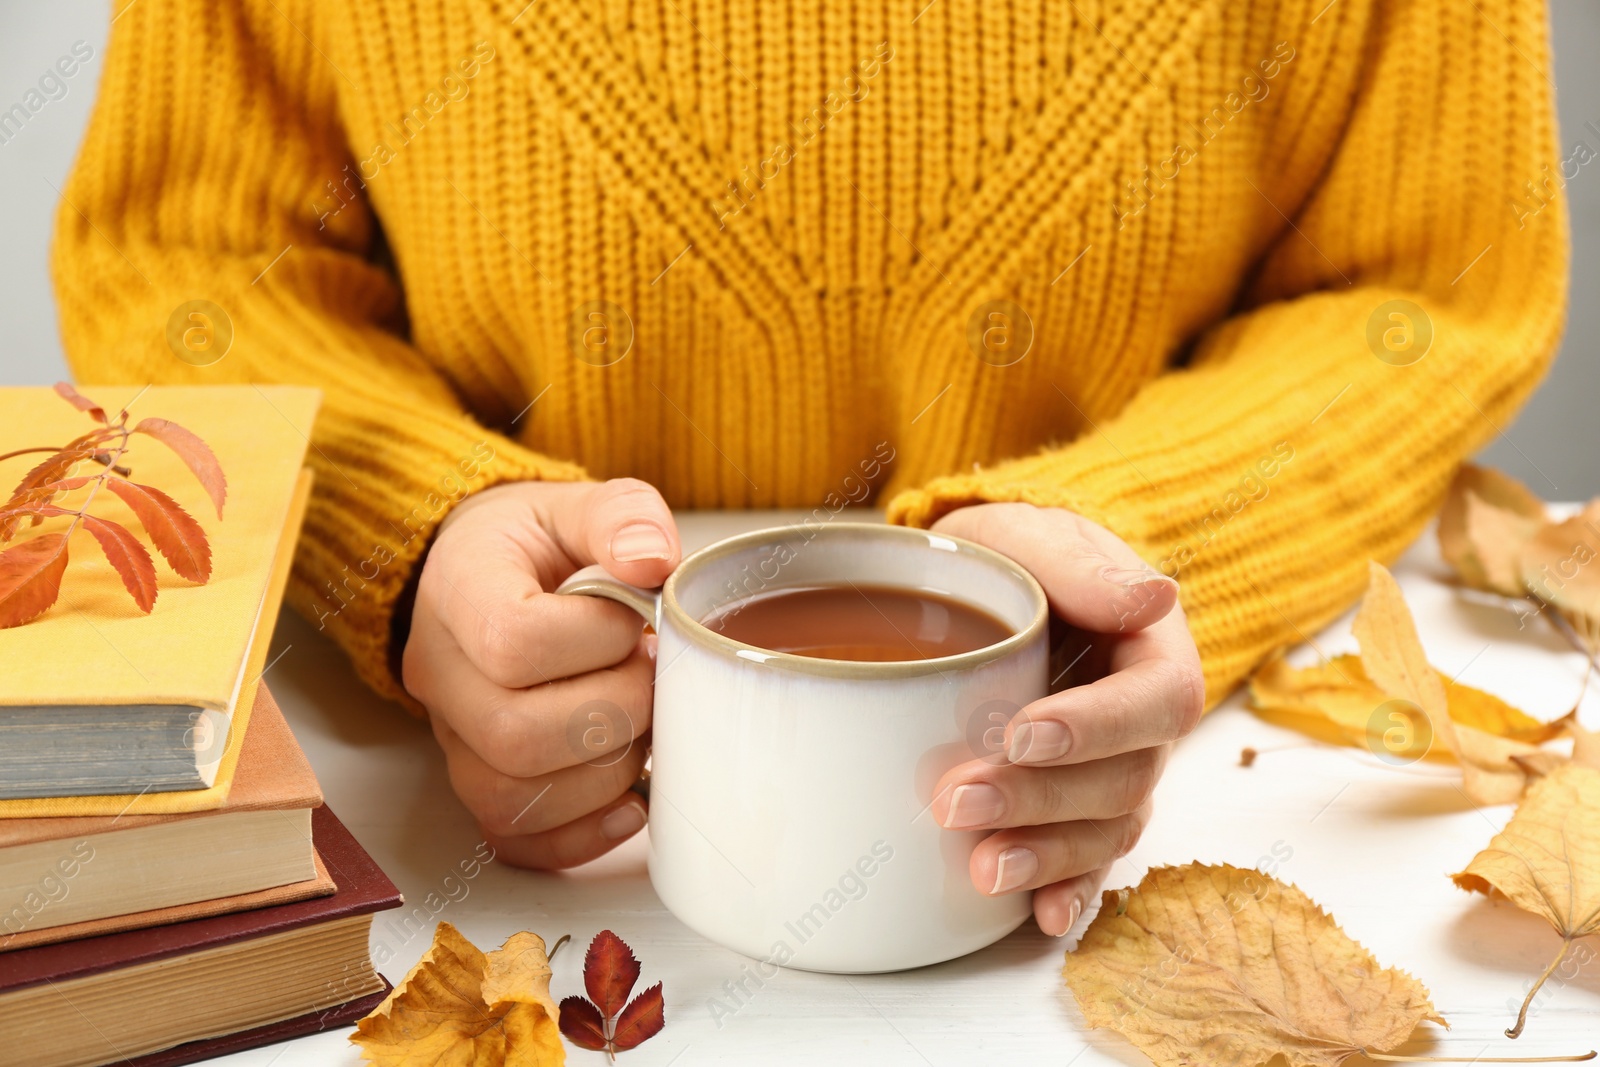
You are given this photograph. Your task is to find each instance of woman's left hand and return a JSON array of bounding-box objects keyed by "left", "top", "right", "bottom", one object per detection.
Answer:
[{"left": 928, "top": 503, "right": 1204, "bottom": 936}]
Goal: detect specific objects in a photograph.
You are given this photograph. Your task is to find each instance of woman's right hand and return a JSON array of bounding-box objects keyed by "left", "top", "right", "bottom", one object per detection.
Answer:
[{"left": 401, "top": 478, "right": 680, "bottom": 868}]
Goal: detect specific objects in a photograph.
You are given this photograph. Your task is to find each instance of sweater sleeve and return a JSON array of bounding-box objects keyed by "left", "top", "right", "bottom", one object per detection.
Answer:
[
  {"left": 887, "top": 0, "right": 1569, "bottom": 708},
  {"left": 50, "top": 0, "right": 587, "bottom": 705}
]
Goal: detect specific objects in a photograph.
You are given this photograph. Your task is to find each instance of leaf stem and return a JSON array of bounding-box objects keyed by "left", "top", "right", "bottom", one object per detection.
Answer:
[
  {"left": 1363, "top": 1052, "right": 1595, "bottom": 1063},
  {"left": 1507, "top": 939, "right": 1575, "bottom": 1039},
  {"left": 1545, "top": 608, "right": 1600, "bottom": 675},
  {"left": 58, "top": 424, "right": 129, "bottom": 547},
  {"left": 547, "top": 933, "right": 572, "bottom": 962},
  {"left": 0, "top": 447, "right": 67, "bottom": 463}
]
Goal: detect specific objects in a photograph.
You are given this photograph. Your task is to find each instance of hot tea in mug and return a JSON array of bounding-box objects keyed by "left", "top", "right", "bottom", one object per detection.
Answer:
[{"left": 701, "top": 583, "right": 1014, "bottom": 662}]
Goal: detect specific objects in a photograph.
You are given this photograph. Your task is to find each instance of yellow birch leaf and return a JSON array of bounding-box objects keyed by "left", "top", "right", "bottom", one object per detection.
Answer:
[
  {"left": 1249, "top": 653, "right": 1560, "bottom": 761},
  {"left": 1443, "top": 681, "right": 1568, "bottom": 744},
  {"left": 1249, "top": 654, "right": 1397, "bottom": 749},
  {"left": 1451, "top": 763, "right": 1600, "bottom": 1038},
  {"left": 1063, "top": 863, "right": 1444, "bottom": 1067},
  {"left": 1354, "top": 563, "right": 1538, "bottom": 803},
  {"left": 352, "top": 922, "right": 564, "bottom": 1067},
  {"left": 1352, "top": 564, "right": 1450, "bottom": 721}
]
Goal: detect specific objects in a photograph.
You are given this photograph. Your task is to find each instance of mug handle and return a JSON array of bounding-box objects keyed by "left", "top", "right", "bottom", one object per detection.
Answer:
[
  {"left": 554, "top": 564, "right": 661, "bottom": 802},
  {"left": 554, "top": 564, "right": 660, "bottom": 626}
]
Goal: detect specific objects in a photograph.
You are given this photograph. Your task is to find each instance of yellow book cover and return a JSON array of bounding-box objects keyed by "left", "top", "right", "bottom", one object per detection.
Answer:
[{"left": 0, "top": 385, "right": 318, "bottom": 807}]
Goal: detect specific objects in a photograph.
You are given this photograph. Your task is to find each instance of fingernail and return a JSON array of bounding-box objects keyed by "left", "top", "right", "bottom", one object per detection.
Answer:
[
  {"left": 601, "top": 801, "right": 646, "bottom": 840},
  {"left": 1064, "top": 898, "right": 1083, "bottom": 934},
  {"left": 612, "top": 522, "right": 672, "bottom": 562},
  {"left": 1008, "top": 721, "right": 1069, "bottom": 764},
  {"left": 990, "top": 846, "right": 1038, "bottom": 894},
  {"left": 1102, "top": 565, "right": 1178, "bottom": 590},
  {"left": 943, "top": 783, "right": 1005, "bottom": 829},
  {"left": 644, "top": 633, "right": 659, "bottom": 661}
]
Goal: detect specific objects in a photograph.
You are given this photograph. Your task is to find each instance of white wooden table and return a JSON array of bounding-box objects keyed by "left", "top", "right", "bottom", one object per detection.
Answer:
[{"left": 215, "top": 510, "right": 1600, "bottom": 1065}]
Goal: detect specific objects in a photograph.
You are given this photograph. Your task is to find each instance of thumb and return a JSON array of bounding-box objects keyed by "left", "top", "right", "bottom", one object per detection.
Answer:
[
  {"left": 931, "top": 504, "right": 1178, "bottom": 633},
  {"left": 573, "top": 477, "right": 682, "bottom": 588}
]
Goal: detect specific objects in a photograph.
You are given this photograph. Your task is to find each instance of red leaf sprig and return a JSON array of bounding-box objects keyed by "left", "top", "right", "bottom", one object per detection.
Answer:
[
  {"left": 0, "top": 382, "right": 227, "bottom": 627},
  {"left": 558, "top": 930, "right": 664, "bottom": 1061}
]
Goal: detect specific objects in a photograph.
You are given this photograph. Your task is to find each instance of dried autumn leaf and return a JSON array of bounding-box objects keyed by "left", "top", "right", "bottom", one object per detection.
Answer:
[
  {"left": 1062, "top": 863, "right": 1443, "bottom": 1067},
  {"left": 1355, "top": 563, "right": 1539, "bottom": 804},
  {"left": 1250, "top": 653, "right": 1562, "bottom": 761},
  {"left": 1445, "top": 680, "right": 1569, "bottom": 744},
  {"left": 104, "top": 479, "right": 212, "bottom": 582},
  {"left": 584, "top": 929, "right": 641, "bottom": 1018},
  {"left": 53, "top": 381, "right": 106, "bottom": 424},
  {"left": 610, "top": 984, "right": 663, "bottom": 1052},
  {"left": 555, "top": 998, "right": 607, "bottom": 1052},
  {"left": 1510, "top": 749, "right": 1572, "bottom": 781},
  {"left": 560, "top": 930, "right": 664, "bottom": 1059},
  {"left": 1452, "top": 763, "right": 1600, "bottom": 1037},
  {"left": 1568, "top": 718, "right": 1600, "bottom": 770},
  {"left": 7, "top": 430, "right": 101, "bottom": 502},
  {"left": 132, "top": 417, "right": 227, "bottom": 518},
  {"left": 1438, "top": 464, "right": 1546, "bottom": 592},
  {"left": 1466, "top": 494, "right": 1545, "bottom": 596},
  {"left": 81, "top": 515, "right": 158, "bottom": 613},
  {"left": 0, "top": 533, "right": 70, "bottom": 628},
  {"left": 352, "top": 922, "right": 564, "bottom": 1067},
  {"left": 1520, "top": 502, "right": 1600, "bottom": 633}
]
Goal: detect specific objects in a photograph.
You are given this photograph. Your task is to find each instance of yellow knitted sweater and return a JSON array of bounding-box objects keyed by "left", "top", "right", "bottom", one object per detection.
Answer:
[{"left": 54, "top": 0, "right": 1567, "bottom": 709}]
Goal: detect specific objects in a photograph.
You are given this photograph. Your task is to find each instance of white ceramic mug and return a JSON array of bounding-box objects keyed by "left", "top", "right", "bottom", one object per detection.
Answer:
[{"left": 556, "top": 522, "right": 1047, "bottom": 973}]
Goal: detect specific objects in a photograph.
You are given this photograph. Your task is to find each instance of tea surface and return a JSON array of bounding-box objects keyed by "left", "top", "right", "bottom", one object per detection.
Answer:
[{"left": 702, "top": 584, "right": 1012, "bottom": 661}]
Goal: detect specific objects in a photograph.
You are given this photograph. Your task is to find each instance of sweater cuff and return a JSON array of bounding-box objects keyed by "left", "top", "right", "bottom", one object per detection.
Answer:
[
  {"left": 885, "top": 466, "right": 1143, "bottom": 560},
  {"left": 283, "top": 412, "right": 589, "bottom": 711}
]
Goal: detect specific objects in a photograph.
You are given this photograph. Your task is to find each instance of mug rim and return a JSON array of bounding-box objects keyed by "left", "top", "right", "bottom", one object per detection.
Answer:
[{"left": 659, "top": 522, "right": 1049, "bottom": 678}]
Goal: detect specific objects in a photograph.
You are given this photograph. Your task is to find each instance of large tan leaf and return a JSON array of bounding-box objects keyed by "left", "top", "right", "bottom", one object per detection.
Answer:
[
  {"left": 1063, "top": 863, "right": 1443, "bottom": 1067},
  {"left": 1452, "top": 763, "right": 1600, "bottom": 1037},
  {"left": 352, "top": 922, "right": 563, "bottom": 1066}
]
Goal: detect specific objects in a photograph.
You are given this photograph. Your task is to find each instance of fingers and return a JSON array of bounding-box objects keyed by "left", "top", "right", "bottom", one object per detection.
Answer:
[
  {"left": 933, "top": 745, "right": 1168, "bottom": 829},
  {"left": 1033, "top": 865, "right": 1112, "bottom": 937},
  {"left": 434, "top": 712, "right": 650, "bottom": 836},
  {"left": 419, "top": 512, "right": 645, "bottom": 688},
  {"left": 414, "top": 634, "right": 655, "bottom": 779},
  {"left": 970, "top": 802, "right": 1151, "bottom": 897},
  {"left": 485, "top": 792, "right": 650, "bottom": 870},
  {"left": 537, "top": 477, "right": 683, "bottom": 589},
  {"left": 931, "top": 503, "right": 1178, "bottom": 633},
  {"left": 1006, "top": 612, "right": 1205, "bottom": 766}
]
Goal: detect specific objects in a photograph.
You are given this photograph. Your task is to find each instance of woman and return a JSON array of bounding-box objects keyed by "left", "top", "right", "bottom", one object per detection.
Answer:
[{"left": 53, "top": 0, "right": 1566, "bottom": 937}]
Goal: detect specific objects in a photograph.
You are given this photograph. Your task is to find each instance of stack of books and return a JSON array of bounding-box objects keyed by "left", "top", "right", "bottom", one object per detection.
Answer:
[{"left": 0, "top": 386, "right": 402, "bottom": 1067}]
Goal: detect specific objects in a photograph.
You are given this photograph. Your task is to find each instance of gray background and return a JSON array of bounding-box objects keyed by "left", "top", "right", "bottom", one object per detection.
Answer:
[{"left": 2, "top": 1, "right": 1595, "bottom": 495}]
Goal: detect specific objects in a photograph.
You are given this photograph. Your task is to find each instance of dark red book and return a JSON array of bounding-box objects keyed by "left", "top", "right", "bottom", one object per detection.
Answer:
[{"left": 0, "top": 804, "right": 402, "bottom": 1067}]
